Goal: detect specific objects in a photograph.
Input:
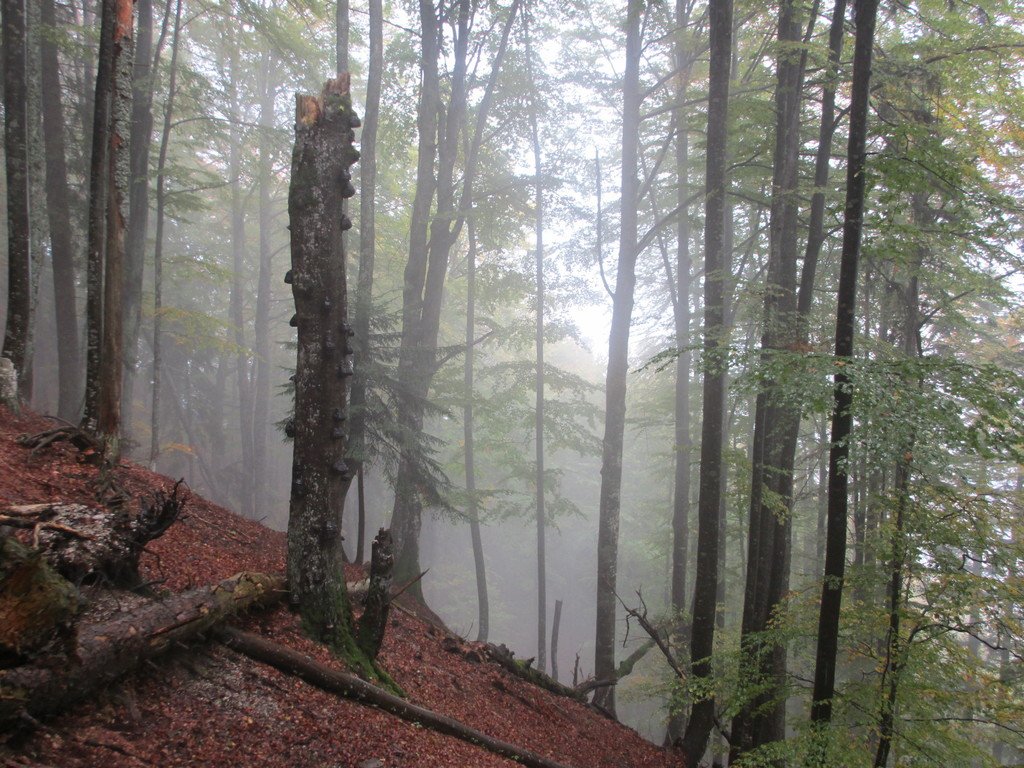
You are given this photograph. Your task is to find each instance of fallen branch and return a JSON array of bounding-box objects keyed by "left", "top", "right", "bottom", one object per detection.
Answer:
[
  {"left": 219, "top": 628, "right": 572, "bottom": 768},
  {"left": 484, "top": 643, "right": 587, "bottom": 703},
  {"left": 0, "top": 572, "right": 284, "bottom": 731}
]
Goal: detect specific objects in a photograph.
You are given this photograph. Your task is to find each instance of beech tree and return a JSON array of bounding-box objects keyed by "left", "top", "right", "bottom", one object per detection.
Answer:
[{"left": 2, "top": 0, "right": 31, "bottom": 399}]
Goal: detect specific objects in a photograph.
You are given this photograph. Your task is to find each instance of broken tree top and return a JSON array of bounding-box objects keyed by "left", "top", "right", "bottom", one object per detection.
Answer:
[{"left": 296, "top": 75, "right": 353, "bottom": 126}]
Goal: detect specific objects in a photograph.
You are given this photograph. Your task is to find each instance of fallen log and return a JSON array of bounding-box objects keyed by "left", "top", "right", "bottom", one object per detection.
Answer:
[
  {"left": 0, "top": 572, "right": 284, "bottom": 731},
  {"left": 0, "top": 534, "right": 79, "bottom": 661},
  {"left": 2, "top": 481, "right": 185, "bottom": 586},
  {"left": 483, "top": 643, "right": 587, "bottom": 703},
  {"left": 219, "top": 627, "right": 572, "bottom": 768}
]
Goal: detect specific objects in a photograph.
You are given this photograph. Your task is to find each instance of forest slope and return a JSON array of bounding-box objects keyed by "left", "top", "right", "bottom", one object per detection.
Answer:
[{"left": 0, "top": 406, "right": 682, "bottom": 768}]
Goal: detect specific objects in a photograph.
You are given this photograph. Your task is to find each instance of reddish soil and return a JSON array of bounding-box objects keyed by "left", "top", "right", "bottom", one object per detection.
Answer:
[{"left": 0, "top": 407, "right": 684, "bottom": 768}]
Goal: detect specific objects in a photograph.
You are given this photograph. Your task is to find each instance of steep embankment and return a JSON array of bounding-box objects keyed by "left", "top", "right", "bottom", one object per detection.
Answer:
[{"left": 0, "top": 407, "right": 683, "bottom": 768}]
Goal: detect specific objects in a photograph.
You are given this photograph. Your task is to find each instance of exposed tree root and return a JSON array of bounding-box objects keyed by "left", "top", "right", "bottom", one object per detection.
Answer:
[
  {"left": 219, "top": 627, "right": 573, "bottom": 768},
  {"left": 0, "top": 572, "right": 285, "bottom": 732}
]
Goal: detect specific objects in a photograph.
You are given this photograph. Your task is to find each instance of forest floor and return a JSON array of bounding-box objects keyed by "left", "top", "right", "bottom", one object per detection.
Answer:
[{"left": 0, "top": 406, "right": 684, "bottom": 768}]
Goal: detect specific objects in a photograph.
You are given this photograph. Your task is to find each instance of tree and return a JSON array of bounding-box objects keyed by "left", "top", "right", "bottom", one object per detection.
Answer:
[
  {"left": 679, "top": 0, "right": 732, "bottom": 760},
  {"left": 593, "top": 0, "right": 643, "bottom": 716},
  {"left": 286, "top": 76, "right": 363, "bottom": 655},
  {"left": 810, "top": 0, "right": 881, "bottom": 733},
  {"left": 39, "top": 0, "right": 82, "bottom": 421},
  {"left": 2, "top": 0, "right": 31, "bottom": 400}
]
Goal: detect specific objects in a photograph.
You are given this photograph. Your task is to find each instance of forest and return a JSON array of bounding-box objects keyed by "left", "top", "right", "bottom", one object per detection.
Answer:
[{"left": 1, "top": 0, "right": 1024, "bottom": 764}]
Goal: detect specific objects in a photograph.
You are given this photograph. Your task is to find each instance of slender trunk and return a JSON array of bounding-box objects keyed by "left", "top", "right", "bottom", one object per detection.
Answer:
[
  {"left": 593, "top": 0, "right": 643, "bottom": 716},
  {"left": 24, "top": 0, "right": 47, "bottom": 405},
  {"left": 391, "top": 0, "right": 517, "bottom": 591},
  {"left": 122, "top": 0, "right": 156, "bottom": 439},
  {"left": 227, "top": 27, "right": 254, "bottom": 517},
  {"left": 336, "top": 0, "right": 348, "bottom": 73},
  {"left": 388, "top": 0, "right": 442, "bottom": 589},
  {"left": 550, "top": 598, "right": 562, "bottom": 683},
  {"left": 464, "top": 214, "right": 488, "bottom": 642},
  {"left": 679, "top": 0, "right": 732, "bottom": 759},
  {"left": 810, "top": 0, "right": 880, "bottom": 729},
  {"left": 149, "top": 0, "right": 181, "bottom": 467},
  {"left": 524, "top": 9, "right": 546, "bottom": 675},
  {"left": 349, "top": 0, "right": 382, "bottom": 566},
  {"left": 670, "top": 0, "right": 693, "bottom": 623},
  {"left": 252, "top": 55, "right": 276, "bottom": 523},
  {"left": 2, "top": 0, "right": 32, "bottom": 399},
  {"left": 39, "top": 0, "right": 82, "bottom": 421}
]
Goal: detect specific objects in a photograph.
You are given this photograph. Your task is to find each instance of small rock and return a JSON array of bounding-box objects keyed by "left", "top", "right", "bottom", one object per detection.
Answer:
[{"left": 358, "top": 759, "right": 383, "bottom": 768}]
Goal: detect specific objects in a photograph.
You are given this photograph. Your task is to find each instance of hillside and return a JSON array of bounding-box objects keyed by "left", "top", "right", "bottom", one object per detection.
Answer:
[{"left": 0, "top": 407, "right": 684, "bottom": 768}]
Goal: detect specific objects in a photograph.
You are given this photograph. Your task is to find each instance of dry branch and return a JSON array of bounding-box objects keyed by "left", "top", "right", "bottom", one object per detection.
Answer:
[
  {"left": 219, "top": 627, "right": 572, "bottom": 768},
  {"left": 0, "top": 572, "right": 284, "bottom": 731}
]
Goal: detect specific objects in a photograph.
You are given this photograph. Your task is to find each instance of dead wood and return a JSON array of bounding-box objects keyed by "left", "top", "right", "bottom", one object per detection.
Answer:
[
  {"left": 0, "top": 572, "right": 284, "bottom": 732},
  {"left": 2, "top": 481, "right": 187, "bottom": 586},
  {"left": 218, "top": 627, "right": 572, "bottom": 768},
  {"left": 355, "top": 528, "right": 393, "bottom": 660},
  {"left": 483, "top": 643, "right": 587, "bottom": 703},
  {"left": 16, "top": 425, "right": 98, "bottom": 457},
  {"left": 0, "top": 534, "right": 80, "bottom": 662}
]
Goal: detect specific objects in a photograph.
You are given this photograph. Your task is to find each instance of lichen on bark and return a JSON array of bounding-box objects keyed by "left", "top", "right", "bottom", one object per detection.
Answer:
[{"left": 286, "top": 78, "right": 394, "bottom": 688}]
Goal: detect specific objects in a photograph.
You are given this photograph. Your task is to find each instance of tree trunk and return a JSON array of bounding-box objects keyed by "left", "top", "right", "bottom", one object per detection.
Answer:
[
  {"left": 592, "top": 0, "right": 643, "bottom": 716},
  {"left": 731, "top": 0, "right": 809, "bottom": 754},
  {"left": 356, "top": 528, "right": 393, "bottom": 659},
  {"left": 665, "top": 0, "right": 694, "bottom": 744},
  {"left": 524, "top": 9, "right": 546, "bottom": 675},
  {"left": 2, "top": 0, "right": 32, "bottom": 400},
  {"left": 252, "top": 55, "right": 277, "bottom": 524},
  {"left": 121, "top": 0, "right": 157, "bottom": 440},
  {"left": 148, "top": 0, "right": 182, "bottom": 467},
  {"left": 464, "top": 213, "right": 489, "bottom": 642},
  {"left": 227, "top": 26, "right": 254, "bottom": 516},
  {"left": 389, "top": 0, "right": 516, "bottom": 592},
  {"left": 679, "top": 0, "right": 732, "bottom": 760},
  {"left": 81, "top": 0, "right": 115, "bottom": 431},
  {"left": 286, "top": 77, "right": 361, "bottom": 651},
  {"left": 39, "top": 0, "right": 82, "bottom": 422},
  {"left": 95, "top": 0, "right": 134, "bottom": 462},
  {"left": 0, "top": 572, "right": 283, "bottom": 731},
  {"left": 348, "top": 0, "right": 381, "bottom": 566},
  {"left": 810, "top": 0, "right": 880, "bottom": 728}
]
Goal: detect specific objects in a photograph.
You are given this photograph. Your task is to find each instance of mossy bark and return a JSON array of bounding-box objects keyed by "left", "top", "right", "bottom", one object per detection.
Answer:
[
  {"left": 0, "top": 533, "right": 79, "bottom": 661},
  {"left": 287, "top": 78, "right": 390, "bottom": 685}
]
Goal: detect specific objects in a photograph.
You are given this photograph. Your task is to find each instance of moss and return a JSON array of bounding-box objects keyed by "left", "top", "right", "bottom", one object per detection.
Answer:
[{"left": 300, "top": 575, "right": 403, "bottom": 697}]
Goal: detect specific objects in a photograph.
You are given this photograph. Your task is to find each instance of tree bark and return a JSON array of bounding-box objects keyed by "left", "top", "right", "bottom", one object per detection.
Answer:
[
  {"left": 524, "top": 8, "right": 546, "bottom": 675},
  {"left": 147, "top": 0, "right": 181, "bottom": 468},
  {"left": 810, "top": 0, "right": 880, "bottom": 728},
  {"left": 463, "top": 213, "right": 489, "bottom": 641},
  {"left": 2, "top": 0, "right": 32, "bottom": 400},
  {"left": 0, "top": 572, "right": 283, "bottom": 731},
  {"left": 286, "top": 77, "right": 360, "bottom": 648},
  {"left": 121, "top": 0, "right": 155, "bottom": 437},
  {"left": 252, "top": 54, "right": 277, "bottom": 523},
  {"left": 94, "top": 0, "right": 134, "bottom": 462},
  {"left": 679, "top": 0, "right": 732, "bottom": 760},
  {"left": 348, "top": 0, "right": 382, "bottom": 567},
  {"left": 227, "top": 25, "right": 254, "bottom": 516},
  {"left": 593, "top": 0, "right": 643, "bottom": 716},
  {"left": 731, "top": 0, "right": 809, "bottom": 754},
  {"left": 39, "top": 0, "right": 82, "bottom": 422},
  {"left": 356, "top": 528, "right": 393, "bottom": 659}
]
